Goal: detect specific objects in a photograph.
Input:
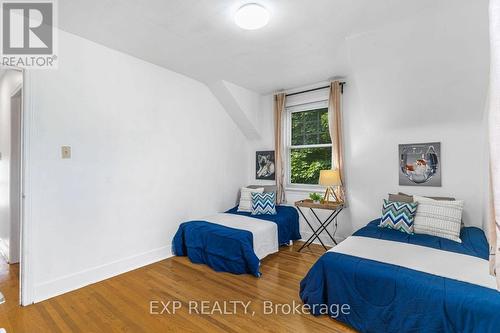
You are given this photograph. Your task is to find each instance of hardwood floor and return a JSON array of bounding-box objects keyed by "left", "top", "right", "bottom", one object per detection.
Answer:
[{"left": 0, "top": 243, "right": 355, "bottom": 332}]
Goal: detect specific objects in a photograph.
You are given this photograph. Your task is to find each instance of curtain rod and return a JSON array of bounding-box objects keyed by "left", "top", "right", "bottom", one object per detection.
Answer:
[{"left": 285, "top": 82, "right": 346, "bottom": 97}]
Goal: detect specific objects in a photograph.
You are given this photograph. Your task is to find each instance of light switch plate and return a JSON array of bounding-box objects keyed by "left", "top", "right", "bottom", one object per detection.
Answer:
[{"left": 61, "top": 146, "right": 71, "bottom": 159}]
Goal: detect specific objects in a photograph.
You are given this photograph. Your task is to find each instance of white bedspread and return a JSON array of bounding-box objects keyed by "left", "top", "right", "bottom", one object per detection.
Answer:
[
  {"left": 329, "top": 236, "right": 497, "bottom": 290},
  {"left": 203, "top": 213, "right": 278, "bottom": 260}
]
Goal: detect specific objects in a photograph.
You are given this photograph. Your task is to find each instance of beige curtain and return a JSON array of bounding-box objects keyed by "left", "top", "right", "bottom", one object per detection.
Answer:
[
  {"left": 489, "top": 0, "right": 500, "bottom": 289},
  {"left": 274, "top": 93, "right": 286, "bottom": 204},
  {"left": 328, "top": 81, "right": 345, "bottom": 202},
  {"left": 488, "top": 168, "right": 498, "bottom": 283}
]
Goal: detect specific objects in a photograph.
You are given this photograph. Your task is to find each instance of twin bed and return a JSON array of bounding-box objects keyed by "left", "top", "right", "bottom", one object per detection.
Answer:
[
  {"left": 173, "top": 192, "right": 500, "bottom": 332},
  {"left": 300, "top": 219, "right": 500, "bottom": 332},
  {"left": 173, "top": 204, "right": 301, "bottom": 277}
]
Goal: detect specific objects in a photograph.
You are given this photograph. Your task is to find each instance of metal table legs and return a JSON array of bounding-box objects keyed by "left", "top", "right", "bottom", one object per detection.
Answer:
[{"left": 297, "top": 207, "right": 343, "bottom": 251}]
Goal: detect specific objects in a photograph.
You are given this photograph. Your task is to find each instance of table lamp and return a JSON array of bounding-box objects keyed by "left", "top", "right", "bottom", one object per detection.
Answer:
[{"left": 319, "top": 169, "right": 341, "bottom": 203}]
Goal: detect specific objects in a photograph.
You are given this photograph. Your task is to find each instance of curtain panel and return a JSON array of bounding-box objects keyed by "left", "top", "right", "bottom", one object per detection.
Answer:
[
  {"left": 489, "top": 0, "right": 500, "bottom": 289},
  {"left": 274, "top": 93, "right": 286, "bottom": 204},
  {"left": 328, "top": 81, "right": 345, "bottom": 202}
]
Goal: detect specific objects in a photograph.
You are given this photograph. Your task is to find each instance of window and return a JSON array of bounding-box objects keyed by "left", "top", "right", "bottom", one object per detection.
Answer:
[{"left": 286, "top": 104, "right": 332, "bottom": 186}]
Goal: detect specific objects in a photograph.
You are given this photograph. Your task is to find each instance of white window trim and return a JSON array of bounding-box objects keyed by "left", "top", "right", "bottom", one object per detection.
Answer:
[{"left": 284, "top": 99, "right": 330, "bottom": 191}]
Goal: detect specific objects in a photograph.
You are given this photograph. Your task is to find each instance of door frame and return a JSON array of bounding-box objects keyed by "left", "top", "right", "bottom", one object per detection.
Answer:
[{"left": 1, "top": 65, "right": 33, "bottom": 305}]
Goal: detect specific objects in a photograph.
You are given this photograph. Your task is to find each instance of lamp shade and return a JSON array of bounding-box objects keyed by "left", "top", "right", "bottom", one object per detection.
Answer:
[{"left": 319, "top": 169, "right": 341, "bottom": 186}]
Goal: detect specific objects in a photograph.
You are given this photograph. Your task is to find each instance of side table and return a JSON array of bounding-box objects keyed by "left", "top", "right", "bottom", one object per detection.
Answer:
[{"left": 294, "top": 199, "right": 344, "bottom": 252}]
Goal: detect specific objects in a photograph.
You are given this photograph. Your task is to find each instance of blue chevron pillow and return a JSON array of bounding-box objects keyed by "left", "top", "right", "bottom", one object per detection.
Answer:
[
  {"left": 251, "top": 192, "right": 277, "bottom": 215},
  {"left": 379, "top": 199, "right": 418, "bottom": 234}
]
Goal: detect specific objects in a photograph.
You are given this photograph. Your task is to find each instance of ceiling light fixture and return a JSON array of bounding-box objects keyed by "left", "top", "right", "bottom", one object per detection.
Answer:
[{"left": 234, "top": 3, "right": 270, "bottom": 30}]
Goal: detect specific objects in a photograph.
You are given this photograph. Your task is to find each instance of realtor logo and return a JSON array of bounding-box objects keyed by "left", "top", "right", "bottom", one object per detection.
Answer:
[{"left": 1, "top": 0, "right": 57, "bottom": 68}]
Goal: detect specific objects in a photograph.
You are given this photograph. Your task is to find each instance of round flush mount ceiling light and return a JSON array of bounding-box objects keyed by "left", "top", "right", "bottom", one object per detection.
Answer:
[{"left": 234, "top": 3, "right": 270, "bottom": 30}]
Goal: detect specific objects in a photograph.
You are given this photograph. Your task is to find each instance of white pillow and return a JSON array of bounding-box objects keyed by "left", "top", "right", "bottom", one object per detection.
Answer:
[
  {"left": 413, "top": 196, "right": 464, "bottom": 243},
  {"left": 237, "top": 187, "right": 264, "bottom": 212}
]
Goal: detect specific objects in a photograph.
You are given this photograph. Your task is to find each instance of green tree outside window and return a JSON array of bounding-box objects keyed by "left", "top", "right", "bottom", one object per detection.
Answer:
[{"left": 290, "top": 108, "right": 332, "bottom": 185}]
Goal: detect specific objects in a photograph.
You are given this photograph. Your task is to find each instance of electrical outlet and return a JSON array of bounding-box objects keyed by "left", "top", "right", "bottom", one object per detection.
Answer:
[{"left": 61, "top": 146, "right": 71, "bottom": 159}]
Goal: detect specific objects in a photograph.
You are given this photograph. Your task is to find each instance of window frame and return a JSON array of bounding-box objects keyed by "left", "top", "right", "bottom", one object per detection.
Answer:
[{"left": 284, "top": 99, "right": 331, "bottom": 190}]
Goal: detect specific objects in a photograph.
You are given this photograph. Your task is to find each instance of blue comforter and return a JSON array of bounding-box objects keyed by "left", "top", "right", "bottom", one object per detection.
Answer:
[
  {"left": 173, "top": 205, "right": 301, "bottom": 277},
  {"left": 300, "top": 220, "right": 500, "bottom": 333}
]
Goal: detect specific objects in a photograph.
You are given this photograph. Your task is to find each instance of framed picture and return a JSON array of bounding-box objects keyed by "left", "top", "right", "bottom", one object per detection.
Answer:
[
  {"left": 399, "top": 142, "right": 441, "bottom": 187},
  {"left": 256, "top": 151, "right": 275, "bottom": 180}
]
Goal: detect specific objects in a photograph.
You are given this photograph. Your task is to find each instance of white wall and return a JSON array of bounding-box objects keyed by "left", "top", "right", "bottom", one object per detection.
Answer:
[
  {"left": 26, "top": 30, "right": 251, "bottom": 302},
  {"left": 223, "top": 80, "right": 260, "bottom": 129},
  {"left": 9, "top": 89, "right": 22, "bottom": 264},
  {"left": 207, "top": 80, "right": 263, "bottom": 141},
  {"left": 251, "top": 0, "right": 489, "bottom": 243},
  {"left": 0, "top": 69, "right": 22, "bottom": 262},
  {"left": 251, "top": 93, "right": 276, "bottom": 185}
]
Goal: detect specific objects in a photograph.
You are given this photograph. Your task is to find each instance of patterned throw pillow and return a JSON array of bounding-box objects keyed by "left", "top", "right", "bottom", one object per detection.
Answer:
[
  {"left": 251, "top": 192, "right": 277, "bottom": 215},
  {"left": 379, "top": 199, "right": 418, "bottom": 234},
  {"left": 238, "top": 187, "right": 264, "bottom": 212},
  {"left": 413, "top": 196, "right": 464, "bottom": 243}
]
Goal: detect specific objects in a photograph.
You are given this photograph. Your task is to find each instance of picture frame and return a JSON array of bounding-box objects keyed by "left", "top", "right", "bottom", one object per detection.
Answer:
[
  {"left": 256, "top": 151, "right": 276, "bottom": 180},
  {"left": 399, "top": 142, "right": 441, "bottom": 187}
]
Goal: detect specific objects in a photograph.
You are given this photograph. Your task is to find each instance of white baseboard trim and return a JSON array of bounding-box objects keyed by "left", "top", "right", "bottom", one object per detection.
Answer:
[
  {"left": 33, "top": 244, "right": 173, "bottom": 303},
  {"left": 0, "top": 239, "right": 9, "bottom": 262}
]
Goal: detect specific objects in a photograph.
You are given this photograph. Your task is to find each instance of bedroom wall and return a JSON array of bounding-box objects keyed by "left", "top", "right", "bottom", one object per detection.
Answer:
[
  {"left": 252, "top": 0, "right": 489, "bottom": 243},
  {"left": 0, "top": 69, "right": 22, "bottom": 262},
  {"left": 208, "top": 80, "right": 262, "bottom": 140},
  {"left": 26, "top": 30, "right": 251, "bottom": 302}
]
